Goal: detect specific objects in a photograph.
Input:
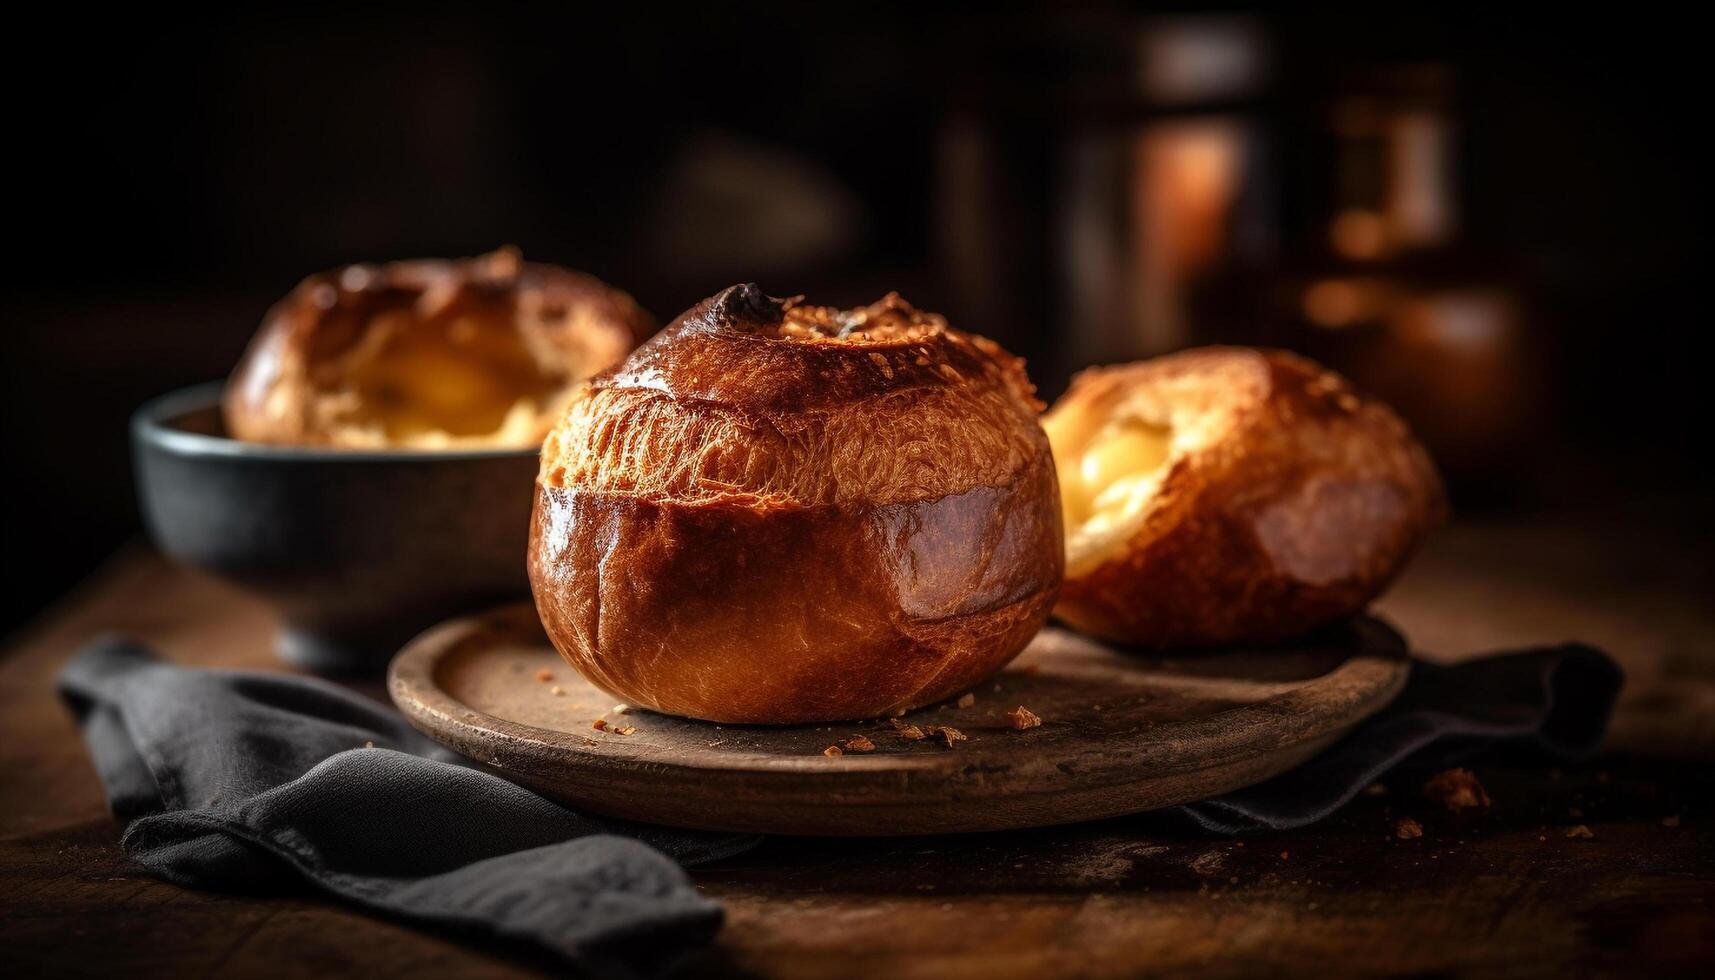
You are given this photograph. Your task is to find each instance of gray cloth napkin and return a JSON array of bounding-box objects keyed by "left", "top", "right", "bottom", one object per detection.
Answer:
[
  {"left": 57, "top": 636, "right": 758, "bottom": 980},
  {"left": 58, "top": 633, "right": 1620, "bottom": 974},
  {"left": 1177, "top": 642, "right": 1622, "bottom": 833}
]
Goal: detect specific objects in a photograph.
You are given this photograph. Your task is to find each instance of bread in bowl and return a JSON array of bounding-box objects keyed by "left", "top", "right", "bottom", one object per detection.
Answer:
[
  {"left": 529, "top": 284, "right": 1063, "bottom": 724},
  {"left": 223, "top": 248, "right": 652, "bottom": 449},
  {"left": 1044, "top": 347, "right": 1443, "bottom": 648}
]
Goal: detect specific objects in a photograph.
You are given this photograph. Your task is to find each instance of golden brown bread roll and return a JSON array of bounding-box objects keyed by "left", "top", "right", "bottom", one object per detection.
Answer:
[
  {"left": 1044, "top": 347, "right": 1444, "bottom": 648},
  {"left": 529, "top": 284, "right": 1063, "bottom": 724},
  {"left": 223, "top": 248, "right": 652, "bottom": 448}
]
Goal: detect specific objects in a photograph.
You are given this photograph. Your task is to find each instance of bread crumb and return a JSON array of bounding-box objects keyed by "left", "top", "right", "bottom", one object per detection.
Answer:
[
  {"left": 889, "top": 718, "right": 927, "bottom": 741},
  {"left": 612, "top": 703, "right": 630, "bottom": 714},
  {"left": 1663, "top": 815, "right": 1681, "bottom": 828},
  {"left": 1424, "top": 768, "right": 1491, "bottom": 813},
  {"left": 1006, "top": 705, "right": 1042, "bottom": 730},
  {"left": 1395, "top": 817, "right": 1423, "bottom": 839},
  {"left": 956, "top": 693, "right": 975, "bottom": 708},
  {"left": 535, "top": 668, "right": 554, "bottom": 683},
  {"left": 1566, "top": 824, "right": 1594, "bottom": 839},
  {"left": 614, "top": 725, "right": 636, "bottom": 736},
  {"left": 591, "top": 718, "right": 609, "bottom": 731},
  {"left": 550, "top": 686, "right": 565, "bottom": 696},
  {"left": 363, "top": 740, "right": 374, "bottom": 749},
  {"left": 928, "top": 725, "right": 967, "bottom": 747},
  {"left": 843, "top": 735, "right": 877, "bottom": 753},
  {"left": 823, "top": 745, "right": 844, "bottom": 757}
]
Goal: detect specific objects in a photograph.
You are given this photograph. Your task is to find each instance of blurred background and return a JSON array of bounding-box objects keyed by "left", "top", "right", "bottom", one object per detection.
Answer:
[{"left": 3, "top": 5, "right": 1708, "bottom": 635}]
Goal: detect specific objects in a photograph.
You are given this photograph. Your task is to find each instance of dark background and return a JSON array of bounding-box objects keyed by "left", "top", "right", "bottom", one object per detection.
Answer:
[{"left": 3, "top": 5, "right": 1707, "bottom": 635}]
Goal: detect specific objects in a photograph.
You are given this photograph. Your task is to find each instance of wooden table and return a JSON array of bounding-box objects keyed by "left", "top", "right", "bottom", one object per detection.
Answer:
[{"left": 4, "top": 515, "right": 1712, "bottom": 977}]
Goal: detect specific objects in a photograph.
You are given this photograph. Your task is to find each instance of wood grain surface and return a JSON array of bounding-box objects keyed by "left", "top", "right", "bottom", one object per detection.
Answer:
[
  {"left": 3, "top": 513, "right": 1712, "bottom": 977},
  {"left": 390, "top": 606, "right": 1408, "bottom": 835}
]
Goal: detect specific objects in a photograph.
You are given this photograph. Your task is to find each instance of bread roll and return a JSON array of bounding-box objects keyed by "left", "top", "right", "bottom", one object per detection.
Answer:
[
  {"left": 224, "top": 248, "right": 651, "bottom": 449},
  {"left": 529, "top": 284, "right": 1063, "bottom": 723},
  {"left": 1045, "top": 347, "right": 1443, "bottom": 648}
]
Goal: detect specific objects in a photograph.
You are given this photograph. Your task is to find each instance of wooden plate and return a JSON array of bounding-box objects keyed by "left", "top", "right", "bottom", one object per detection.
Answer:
[{"left": 388, "top": 604, "right": 1409, "bottom": 836}]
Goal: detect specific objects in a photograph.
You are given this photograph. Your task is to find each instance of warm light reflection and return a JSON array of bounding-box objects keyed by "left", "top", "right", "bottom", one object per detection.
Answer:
[
  {"left": 1138, "top": 16, "right": 1266, "bottom": 104},
  {"left": 1331, "top": 209, "right": 1387, "bottom": 260},
  {"left": 1133, "top": 119, "right": 1246, "bottom": 350},
  {"left": 1303, "top": 277, "right": 1386, "bottom": 328},
  {"left": 1141, "top": 121, "right": 1243, "bottom": 271},
  {"left": 1389, "top": 112, "right": 1455, "bottom": 247},
  {"left": 1393, "top": 291, "right": 1510, "bottom": 352}
]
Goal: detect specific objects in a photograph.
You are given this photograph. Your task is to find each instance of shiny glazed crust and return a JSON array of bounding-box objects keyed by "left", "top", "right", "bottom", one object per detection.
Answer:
[
  {"left": 1049, "top": 347, "right": 1444, "bottom": 648},
  {"left": 529, "top": 284, "right": 1063, "bottom": 724},
  {"left": 223, "top": 248, "right": 652, "bottom": 448}
]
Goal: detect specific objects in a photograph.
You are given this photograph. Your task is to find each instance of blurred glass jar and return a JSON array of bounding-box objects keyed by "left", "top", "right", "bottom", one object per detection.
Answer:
[
  {"left": 1284, "top": 64, "right": 1546, "bottom": 501},
  {"left": 932, "top": 17, "right": 1545, "bottom": 499},
  {"left": 932, "top": 14, "right": 1278, "bottom": 392}
]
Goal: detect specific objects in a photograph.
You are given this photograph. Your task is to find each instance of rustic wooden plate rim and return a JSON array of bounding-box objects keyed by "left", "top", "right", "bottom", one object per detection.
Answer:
[{"left": 389, "top": 603, "right": 1411, "bottom": 796}]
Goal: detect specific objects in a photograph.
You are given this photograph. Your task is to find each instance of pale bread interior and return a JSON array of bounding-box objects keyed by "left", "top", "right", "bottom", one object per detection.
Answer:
[
  {"left": 1044, "top": 377, "right": 1235, "bottom": 577},
  {"left": 1045, "top": 407, "right": 1170, "bottom": 576},
  {"left": 298, "top": 310, "right": 576, "bottom": 449}
]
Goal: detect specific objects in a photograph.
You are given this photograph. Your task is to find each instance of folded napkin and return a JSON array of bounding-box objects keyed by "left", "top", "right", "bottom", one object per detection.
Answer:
[
  {"left": 57, "top": 637, "right": 757, "bottom": 980},
  {"left": 1177, "top": 642, "right": 1622, "bottom": 833},
  {"left": 59, "top": 633, "right": 1620, "bottom": 975}
]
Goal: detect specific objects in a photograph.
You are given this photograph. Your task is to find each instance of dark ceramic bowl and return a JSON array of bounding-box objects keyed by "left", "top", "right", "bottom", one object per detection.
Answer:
[{"left": 132, "top": 383, "right": 539, "bottom": 674}]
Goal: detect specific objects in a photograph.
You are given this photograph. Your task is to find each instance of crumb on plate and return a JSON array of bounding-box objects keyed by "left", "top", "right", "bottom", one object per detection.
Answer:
[
  {"left": 888, "top": 718, "right": 927, "bottom": 741},
  {"left": 928, "top": 725, "right": 967, "bottom": 748},
  {"left": 1006, "top": 705, "right": 1042, "bottom": 730}
]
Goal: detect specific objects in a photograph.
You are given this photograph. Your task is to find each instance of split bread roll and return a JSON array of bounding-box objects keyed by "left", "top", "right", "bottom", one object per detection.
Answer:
[
  {"left": 1044, "top": 347, "right": 1444, "bottom": 648},
  {"left": 529, "top": 284, "right": 1063, "bottom": 724},
  {"left": 224, "top": 248, "right": 652, "bottom": 449}
]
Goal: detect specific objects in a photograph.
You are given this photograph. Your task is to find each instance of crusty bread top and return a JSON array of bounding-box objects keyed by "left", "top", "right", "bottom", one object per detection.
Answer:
[
  {"left": 1047, "top": 346, "right": 1444, "bottom": 577},
  {"left": 223, "top": 248, "right": 653, "bottom": 447},
  {"left": 1056, "top": 346, "right": 1423, "bottom": 467},
  {"left": 539, "top": 284, "right": 1049, "bottom": 509}
]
